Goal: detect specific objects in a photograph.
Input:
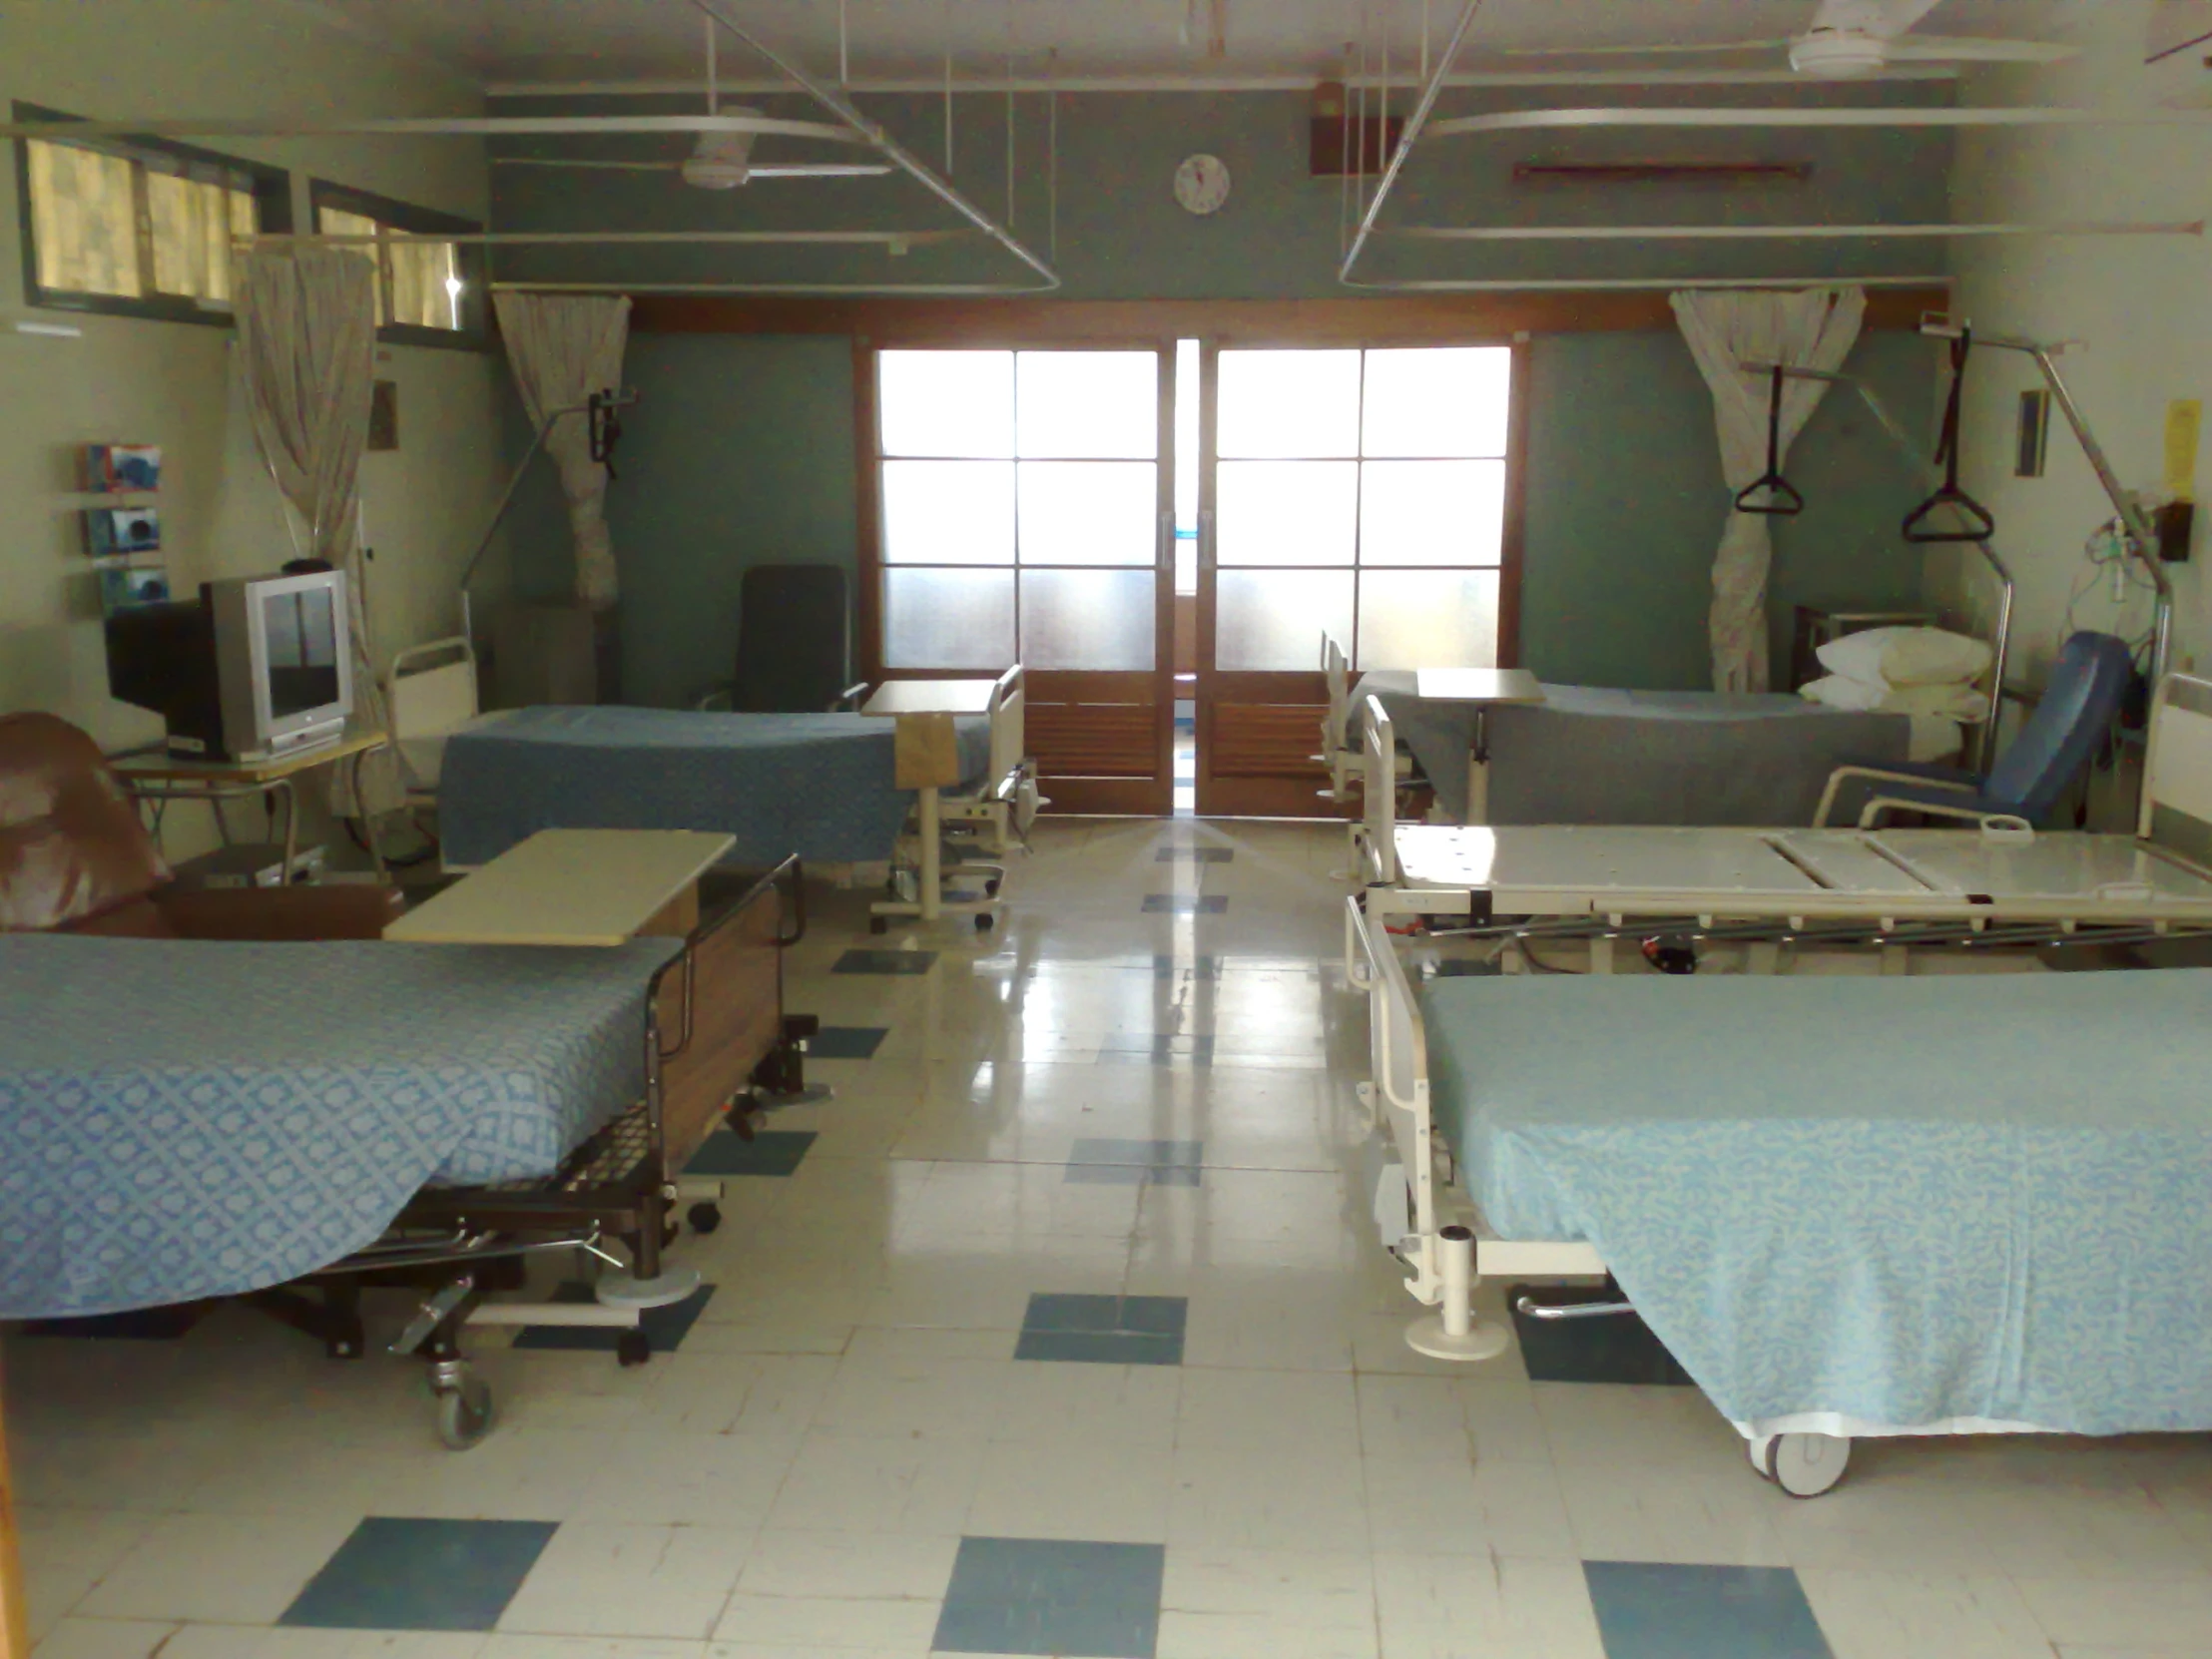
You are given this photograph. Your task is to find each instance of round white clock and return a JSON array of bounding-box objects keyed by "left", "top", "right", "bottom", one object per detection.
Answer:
[{"left": 1174, "top": 154, "right": 1231, "bottom": 216}]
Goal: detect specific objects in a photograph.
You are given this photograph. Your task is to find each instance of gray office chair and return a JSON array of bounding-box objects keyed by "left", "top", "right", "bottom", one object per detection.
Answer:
[{"left": 697, "top": 564, "right": 867, "bottom": 713}]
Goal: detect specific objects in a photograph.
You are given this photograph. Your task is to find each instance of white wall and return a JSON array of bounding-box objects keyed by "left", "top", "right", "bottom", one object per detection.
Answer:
[
  {"left": 1942, "top": 0, "right": 2212, "bottom": 688},
  {"left": 0, "top": 0, "right": 503, "bottom": 775}
]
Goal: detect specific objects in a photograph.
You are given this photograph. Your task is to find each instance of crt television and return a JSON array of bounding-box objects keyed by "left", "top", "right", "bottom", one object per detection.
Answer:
[{"left": 106, "top": 569, "right": 354, "bottom": 761}]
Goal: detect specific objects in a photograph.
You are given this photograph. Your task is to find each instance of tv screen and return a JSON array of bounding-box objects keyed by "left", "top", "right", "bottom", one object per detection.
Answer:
[{"left": 262, "top": 585, "right": 342, "bottom": 719}]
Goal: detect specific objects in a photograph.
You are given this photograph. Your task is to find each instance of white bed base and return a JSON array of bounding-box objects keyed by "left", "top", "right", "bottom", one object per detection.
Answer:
[
  {"left": 1345, "top": 890, "right": 2066, "bottom": 1497},
  {"left": 1351, "top": 678, "right": 2212, "bottom": 972}
]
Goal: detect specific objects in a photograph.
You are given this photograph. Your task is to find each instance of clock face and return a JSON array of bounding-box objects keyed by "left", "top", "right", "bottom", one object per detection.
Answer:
[{"left": 1174, "top": 153, "right": 1231, "bottom": 216}]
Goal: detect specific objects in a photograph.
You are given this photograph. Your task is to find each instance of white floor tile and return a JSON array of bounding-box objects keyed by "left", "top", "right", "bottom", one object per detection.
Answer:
[
  {"left": 1365, "top": 1456, "right": 1579, "bottom": 1560},
  {"left": 2017, "top": 1577, "right": 2212, "bottom": 1649},
  {"left": 159, "top": 1631, "right": 492, "bottom": 1657},
  {"left": 74, "top": 1511, "right": 363, "bottom": 1624},
  {"left": 480, "top": 1639, "right": 708, "bottom": 1658},
  {"left": 1178, "top": 1368, "right": 1361, "bottom": 1455},
  {"left": 1371, "top": 1554, "right": 1607, "bottom": 1659},
  {"left": 710, "top": 1594, "right": 944, "bottom": 1649},
  {"left": 562, "top": 1430, "right": 801, "bottom": 1527},
  {"left": 990, "top": 1360, "right": 1183, "bottom": 1449},
  {"left": 966, "top": 1436, "right": 1175, "bottom": 1542},
  {"left": 1168, "top": 1444, "right": 1369, "bottom": 1551},
  {"left": 733, "top": 1530, "right": 958, "bottom": 1601},
  {"left": 1797, "top": 1569, "right": 2053, "bottom": 1659},
  {"left": 496, "top": 1523, "right": 751, "bottom": 1641},
  {"left": 17, "top": 1509, "right": 162, "bottom": 1642},
  {"left": 1552, "top": 1461, "right": 1793, "bottom": 1567},
  {"left": 23, "top": 1619, "right": 180, "bottom": 1659},
  {"left": 762, "top": 1432, "right": 984, "bottom": 1535}
]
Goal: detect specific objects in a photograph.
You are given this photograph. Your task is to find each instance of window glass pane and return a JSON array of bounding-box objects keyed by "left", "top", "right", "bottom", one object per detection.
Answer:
[
  {"left": 1216, "top": 569, "right": 1354, "bottom": 671},
  {"left": 1361, "top": 346, "right": 1512, "bottom": 458},
  {"left": 1020, "top": 569, "right": 1155, "bottom": 669},
  {"left": 885, "top": 568, "right": 1016, "bottom": 669},
  {"left": 30, "top": 140, "right": 143, "bottom": 298},
  {"left": 879, "top": 349, "right": 1013, "bottom": 458},
  {"left": 1217, "top": 349, "right": 1362, "bottom": 458},
  {"left": 1174, "top": 338, "right": 1200, "bottom": 531},
  {"left": 1016, "top": 350, "right": 1157, "bottom": 459},
  {"left": 148, "top": 170, "right": 242, "bottom": 303},
  {"left": 1017, "top": 461, "right": 1156, "bottom": 566},
  {"left": 1356, "top": 569, "right": 1501, "bottom": 671},
  {"left": 1216, "top": 460, "right": 1357, "bottom": 566},
  {"left": 881, "top": 461, "right": 1014, "bottom": 565},
  {"left": 318, "top": 206, "right": 387, "bottom": 325},
  {"left": 1358, "top": 460, "right": 1505, "bottom": 567},
  {"left": 389, "top": 238, "right": 461, "bottom": 329}
]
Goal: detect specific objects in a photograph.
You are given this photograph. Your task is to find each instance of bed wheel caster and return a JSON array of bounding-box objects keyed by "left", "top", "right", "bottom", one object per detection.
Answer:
[
  {"left": 616, "top": 1330, "right": 652, "bottom": 1369},
  {"left": 985, "top": 878, "right": 1000, "bottom": 896},
  {"left": 1748, "top": 1431, "right": 1851, "bottom": 1497},
  {"left": 974, "top": 913, "right": 994, "bottom": 933},
  {"left": 869, "top": 916, "right": 888, "bottom": 935},
  {"left": 431, "top": 1370, "right": 494, "bottom": 1450},
  {"left": 688, "top": 1201, "right": 723, "bottom": 1235}
]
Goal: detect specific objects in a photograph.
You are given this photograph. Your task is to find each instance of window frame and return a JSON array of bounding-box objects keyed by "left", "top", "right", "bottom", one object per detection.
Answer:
[
  {"left": 11, "top": 101, "right": 291, "bottom": 326},
  {"left": 307, "top": 177, "right": 488, "bottom": 351}
]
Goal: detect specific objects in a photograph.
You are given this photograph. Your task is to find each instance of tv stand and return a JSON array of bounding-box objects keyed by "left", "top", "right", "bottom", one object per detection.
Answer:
[{"left": 112, "top": 726, "right": 394, "bottom": 885}]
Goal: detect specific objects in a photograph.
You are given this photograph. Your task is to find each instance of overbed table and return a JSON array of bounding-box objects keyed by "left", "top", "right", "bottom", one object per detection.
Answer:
[
  {"left": 861, "top": 679, "right": 999, "bottom": 928},
  {"left": 1411, "top": 669, "right": 1546, "bottom": 825},
  {"left": 386, "top": 829, "right": 732, "bottom": 946}
]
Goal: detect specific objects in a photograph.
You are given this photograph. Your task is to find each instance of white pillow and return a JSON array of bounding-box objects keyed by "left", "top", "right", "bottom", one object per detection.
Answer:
[
  {"left": 1799, "top": 674, "right": 1888, "bottom": 712},
  {"left": 1880, "top": 682, "right": 1989, "bottom": 722},
  {"left": 1814, "top": 626, "right": 1916, "bottom": 685},
  {"left": 1880, "top": 629, "right": 1993, "bottom": 688}
]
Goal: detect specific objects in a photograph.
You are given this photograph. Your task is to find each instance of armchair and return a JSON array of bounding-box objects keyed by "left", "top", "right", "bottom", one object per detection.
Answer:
[{"left": 0, "top": 713, "right": 399, "bottom": 938}]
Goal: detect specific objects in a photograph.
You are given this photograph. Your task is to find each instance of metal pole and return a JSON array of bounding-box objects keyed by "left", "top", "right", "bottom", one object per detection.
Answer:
[
  {"left": 687, "top": 0, "right": 1061, "bottom": 288},
  {"left": 1340, "top": 0, "right": 1485, "bottom": 286}
]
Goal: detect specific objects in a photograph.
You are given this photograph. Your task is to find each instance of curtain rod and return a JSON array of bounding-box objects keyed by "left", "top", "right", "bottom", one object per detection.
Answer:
[{"left": 1387, "top": 221, "right": 2204, "bottom": 242}]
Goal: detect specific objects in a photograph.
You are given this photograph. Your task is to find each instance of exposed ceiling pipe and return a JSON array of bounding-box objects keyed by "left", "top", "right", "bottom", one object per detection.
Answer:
[
  {"left": 1387, "top": 221, "right": 2206, "bottom": 241},
  {"left": 1427, "top": 105, "right": 2212, "bottom": 135},
  {"left": 481, "top": 68, "right": 1957, "bottom": 97},
  {"left": 0, "top": 112, "right": 867, "bottom": 143}
]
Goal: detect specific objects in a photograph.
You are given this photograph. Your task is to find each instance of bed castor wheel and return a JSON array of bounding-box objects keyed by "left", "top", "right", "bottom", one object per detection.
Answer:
[
  {"left": 432, "top": 1371, "right": 494, "bottom": 1450},
  {"left": 689, "top": 1201, "right": 723, "bottom": 1234},
  {"left": 869, "top": 916, "right": 888, "bottom": 934},
  {"left": 1641, "top": 936, "right": 1699, "bottom": 975},
  {"left": 985, "top": 878, "right": 1000, "bottom": 896},
  {"left": 1750, "top": 1431, "right": 1851, "bottom": 1497},
  {"left": 616, "top": 1330, "right": 652, "bottom": 1369},
  {"left": 974, "top": 913, "right": 994, "bottom": 932}
]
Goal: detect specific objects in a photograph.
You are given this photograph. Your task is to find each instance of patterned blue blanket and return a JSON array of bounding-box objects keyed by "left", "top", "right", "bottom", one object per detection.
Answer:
[
  {"left": 1422, "top": 968, "right": 2212, "bottom": 1433},
  {"left": 0, "top": 932, "right": 678, "bottom": 1321},
  {"left": 440, "top": 706, "right": 992, "bottom": 868}
]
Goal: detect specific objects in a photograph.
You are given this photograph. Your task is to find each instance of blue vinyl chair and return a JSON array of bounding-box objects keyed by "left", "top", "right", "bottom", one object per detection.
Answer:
[{"left": 1813, "top": 630, "right": 2134, "bottom": 830}]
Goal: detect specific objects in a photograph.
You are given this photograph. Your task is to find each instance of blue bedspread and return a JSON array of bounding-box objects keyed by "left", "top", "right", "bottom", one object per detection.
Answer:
[
  {"left": 1420, "top": 969, "right": 2212, "bottom": 1433},
  {"left": 0, "top": 932, "right": 679, "bottom": 1321},
  {"left": 439, "top": 706, "right": 992, "bottom": 868}
]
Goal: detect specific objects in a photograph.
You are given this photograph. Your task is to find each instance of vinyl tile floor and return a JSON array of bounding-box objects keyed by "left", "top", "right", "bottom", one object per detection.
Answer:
[{"left": 10, "top": 817, "right": 2212, "bottom": 1659}]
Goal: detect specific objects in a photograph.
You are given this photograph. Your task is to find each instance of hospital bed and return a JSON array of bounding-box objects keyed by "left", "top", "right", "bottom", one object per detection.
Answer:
[
  {"left": 386, "top": 637, "right": 1028, "bottom": 873},
  {"left": 1, "top": 857, "right": 808, "bottom": 1449},
  {"left": 1346, "top": 890, "right": 2212, "bottom": 1497},
  {"left": 1350, "top": 674, "right": 2212, "bottom": 972}
]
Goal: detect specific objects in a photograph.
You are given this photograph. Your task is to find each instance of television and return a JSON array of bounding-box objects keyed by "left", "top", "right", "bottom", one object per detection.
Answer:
[{"left": 106, "top": 569, "right": 355, "bottom": 761}]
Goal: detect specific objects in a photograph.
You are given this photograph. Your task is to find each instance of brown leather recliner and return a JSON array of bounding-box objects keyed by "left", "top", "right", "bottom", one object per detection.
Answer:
[{"left": 0, "top": 711, "right": 401, "bottom": 938}]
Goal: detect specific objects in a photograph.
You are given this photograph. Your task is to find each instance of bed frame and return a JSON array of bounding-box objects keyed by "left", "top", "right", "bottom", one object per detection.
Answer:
[
  {"left": 1350, "top": 678, "right": 2212, "bottom": 973},
  {"left": 255, "top": 856, "right": 809, "bottom": 1449}
]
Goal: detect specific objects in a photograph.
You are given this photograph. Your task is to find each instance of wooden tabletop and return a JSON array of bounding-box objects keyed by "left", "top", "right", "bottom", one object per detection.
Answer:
[
  {"left": 110, "top": 727, "right": 389, "bottom": 785},
  {"left": 861, "top": 679, "right": 997, "bottom": 718},
  {"left": 387, "top": 829, "right": 735, "bottom": 946},
  {"left": 1412, "top": 669, "right": 1546, "bottom": 706}
]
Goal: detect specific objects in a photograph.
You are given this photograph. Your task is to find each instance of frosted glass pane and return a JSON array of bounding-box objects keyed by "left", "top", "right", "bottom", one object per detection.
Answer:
[
  {"left": 1216, "top": 569, "right": 1354, "bottom": 672},
  {"left": 1362, "top": 346, "right": 1512, "bottom": 458},
  {"left": 1216, "top": 461, "right": 1357, "bottom": 566},
  {"left": 879, "top": 349, "right": 1013, "bottom": 457},
  {"left": 885, "top": 568, "right": 1016, "bottom": 669},
  {"left": 1357, "top": 569, "right": 1501, "bottom": 671},
  {"left": 1020, "top": 568, "right": 1156, "bottom": 670},
  {"left": 1217, "top": 349, "right": 1362, "bottom": 458},
  {"left": 881, "top": 461, "right": 1014, "bottom": 565},
  {"left": 1017, "top": 351, "right": 1158, "bottom": 458},
  {"left": 1174, "top": 338, "right": 1200, "bottom": 530},
  {"left": 1359, "top": 460, "right": 1505, "bottom": 567},
  {"left": 1018, "top": 462, "right": 1156, "bottom": 566}
]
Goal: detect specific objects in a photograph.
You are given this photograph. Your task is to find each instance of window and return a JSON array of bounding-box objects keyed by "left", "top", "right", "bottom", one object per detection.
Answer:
[
  {"left": 876, "top": 348, "right": 1164, "bottom": 671},
  {"left": 1213, "top": 345, "right": 1512, "bottom": 670},
  {"left": 308, "top": 180, "right": 482, "bottom": 345},
  {"left": 13, "top": 103, "right": 288, "bottom": 322}
]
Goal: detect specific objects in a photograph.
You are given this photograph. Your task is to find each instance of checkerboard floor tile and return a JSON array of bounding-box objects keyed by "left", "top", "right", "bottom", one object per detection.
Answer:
[
  {"left": 684, "top": 1127, "right": 819, "bottom": 1176},
  {"left": 833, "top": 947, "right": 937, "bottom": 974},
  {"left": 1015, "top": 1293, "right": 1188, "bottom": 1366},
  {"left": 933, "top": 1535, "right": 1166, "bottom": 1658},
  {"left": 1584, "top": 1561, "right": 1835, "bottom": 1659},
  {"left": 1140, "top": 894, "right": 1227, "bottom": 914},
  {"left": 808, "top": 1023, "right": 889, "bottom": 1058},
  {"left": 280, "top": 1517, "right": 557, "bottom": 1631}
]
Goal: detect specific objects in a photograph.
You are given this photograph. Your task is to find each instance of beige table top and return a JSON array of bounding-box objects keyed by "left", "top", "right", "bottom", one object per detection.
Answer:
[
  {"left": 861, "top": 679, "right": 997, "bottom": 718},
  {"left": 387, "top": 829, "right": 735, "bottom": 946},
  {"left": 1412, "top": 669, "right": 1546, "bottom": 706},
  {"left": 111, "top": 727, "right": 389, "bottom": 784}
]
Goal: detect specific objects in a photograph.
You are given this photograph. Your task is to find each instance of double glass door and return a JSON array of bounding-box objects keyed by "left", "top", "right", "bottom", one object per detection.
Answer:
[{"left": 868, "top": 337, "right": 1517, "bottom": 818}]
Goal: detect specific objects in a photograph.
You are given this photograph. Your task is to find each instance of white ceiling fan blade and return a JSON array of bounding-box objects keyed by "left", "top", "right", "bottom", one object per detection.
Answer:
[
  {"left": 746, "top": 163, "right": 895, "bottom": 178},
  {"left": 1803, "top": 0, "right": 1938, "bottom": 41},
  {"left": 493, "top": 157, "right": 682, "bottom": 171},
  {"left": 1886, "top": 34, "right": 2080, "bottom": 62},
  {"left": 1492, "top": 36, "right": 1791, "bottom": 57}
]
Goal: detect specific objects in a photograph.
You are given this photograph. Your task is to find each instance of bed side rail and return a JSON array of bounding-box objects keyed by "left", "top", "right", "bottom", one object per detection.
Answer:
[
  {"left": 986, "top": 662, "right": 1027, "bottom": 794},
  {"left": 387, "top": 636, "right": 481, "bottom": 743},
  {"left": 1346, "top": 893, "right": 1443, "bottom": 1299},
  {"left": 1359, "top": 694, "right": 1399, "bottom": 887},
  {"left": 2143, "top": 673, "right": 2212, "bottom": 859},
  {"left": 1318, "top": 631, "right": 1357, "bottom": 799}
]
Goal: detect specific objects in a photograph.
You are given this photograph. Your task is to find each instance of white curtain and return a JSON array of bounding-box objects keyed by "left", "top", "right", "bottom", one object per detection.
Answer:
[
  {"left": 234, "top": 247, "right": 395, "bottom": 813},
  {"left": 492, "top": 292, "right": 632, "bottom": 609},
  {"left": 1671, "top": 285, "right": 1867, "bottom": 693}
]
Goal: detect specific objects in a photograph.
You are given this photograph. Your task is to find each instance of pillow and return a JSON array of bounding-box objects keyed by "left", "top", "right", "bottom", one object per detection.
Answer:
[
  {"left": 1879, "top": 682, "right": 1989, "bottom": 723},
  {"left": 1814, "top": 626, "right": 1916, "bottom": 685},
  {"left": 1880, "top": 629, "right": 1993, "bottom": 688},
  {"left": 1799, "top": 674, "right": 1888, "bottom": 713}
]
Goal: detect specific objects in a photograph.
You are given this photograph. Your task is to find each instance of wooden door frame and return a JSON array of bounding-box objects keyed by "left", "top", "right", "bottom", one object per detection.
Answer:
[
  {"left": 853, "top": 333, "right": 1178, "bottom": 815},
  {"left": 1193, "top": 333, "right": 1531, "bottom": 818}
]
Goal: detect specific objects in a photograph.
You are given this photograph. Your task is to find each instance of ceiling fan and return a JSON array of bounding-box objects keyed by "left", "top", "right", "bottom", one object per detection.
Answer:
[
  {"left": 1495, "top": 0, "right": 2077, "bottom": 79},
  {"left": 494, "top": 16, "right": 891, "bottom": 189}
]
